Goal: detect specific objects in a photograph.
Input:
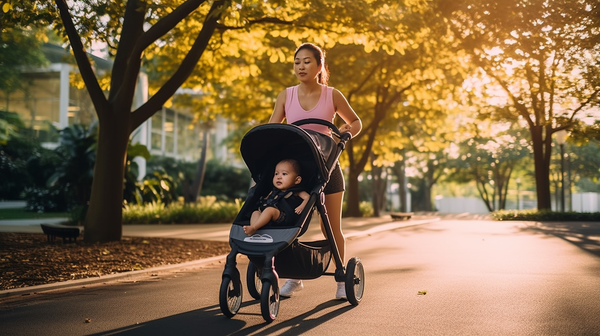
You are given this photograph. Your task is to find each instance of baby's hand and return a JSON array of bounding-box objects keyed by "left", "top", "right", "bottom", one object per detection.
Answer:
[{"left": 295, "top": 205, "right": 304, "bottom": 214}]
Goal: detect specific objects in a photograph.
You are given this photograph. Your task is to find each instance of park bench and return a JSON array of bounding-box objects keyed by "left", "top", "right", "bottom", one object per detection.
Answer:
[
  {"left": 40, "top": 224, "right": 80, "bottom": 243},
  {"left": 390, "top": 212, "right": 414, "bottom": 221}
]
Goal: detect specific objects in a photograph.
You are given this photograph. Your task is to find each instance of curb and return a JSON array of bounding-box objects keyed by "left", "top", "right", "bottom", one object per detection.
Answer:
[{"left": 1, "top": 254, "right": 227, "bottom": 299}]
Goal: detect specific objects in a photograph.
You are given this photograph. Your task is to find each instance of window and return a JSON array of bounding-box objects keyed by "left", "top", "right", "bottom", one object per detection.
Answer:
[
  {"left": 150, "top": 110, "right": 163, "bottom": 151},
  {"left": 164, "top": 109, "right": 175, "bottom": 154}
]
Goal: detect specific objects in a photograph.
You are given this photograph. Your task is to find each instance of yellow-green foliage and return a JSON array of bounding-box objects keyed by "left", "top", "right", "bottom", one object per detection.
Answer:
[
  {"left": 342, "top": 201, "right": 374, "bottom": 217},
  {"left": 492, "top": 209, "right": 600, "bottom": 221},
  {"left": 359, "top": 201, "right": 374, "bottom": 217},
  {"left": 123, "top": 196, "right": 242, "bottom": 224}
]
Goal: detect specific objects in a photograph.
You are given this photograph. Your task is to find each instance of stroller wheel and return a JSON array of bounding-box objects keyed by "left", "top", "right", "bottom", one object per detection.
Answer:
[
  {"left": 345, "top": 257, "right": 365, "bottom": 306},
  {"left": 260, "top": 280, "right": 280, "bottom": 322},
  {"left": 246, "top": 262, "right": 262, "bottom": 300},
  {"left": 219, "top": 276, "right": 243, "bottom": 318}
]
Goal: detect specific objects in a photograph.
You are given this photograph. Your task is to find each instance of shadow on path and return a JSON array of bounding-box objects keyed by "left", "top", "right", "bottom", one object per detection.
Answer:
[
  {"left": 87, "top": 299, "right": 350, "bottom": 336},
  {"left": 521, "top": 221, "right": 600, "bottom": 258}
]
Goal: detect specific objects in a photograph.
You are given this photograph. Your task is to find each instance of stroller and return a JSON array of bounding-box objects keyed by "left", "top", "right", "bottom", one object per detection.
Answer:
[{"left": 219, "top": 119, "right": 365, "bottom": 322}]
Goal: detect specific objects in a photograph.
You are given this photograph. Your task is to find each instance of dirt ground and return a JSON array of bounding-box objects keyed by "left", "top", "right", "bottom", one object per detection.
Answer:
[{"left": 0, "top": 232, "right": 230, "bottom": 291}]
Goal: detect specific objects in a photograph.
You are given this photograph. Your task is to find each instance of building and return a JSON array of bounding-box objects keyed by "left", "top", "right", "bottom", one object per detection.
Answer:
[{"left": 0, "top": 43, "right": 235, "bottom": 178}]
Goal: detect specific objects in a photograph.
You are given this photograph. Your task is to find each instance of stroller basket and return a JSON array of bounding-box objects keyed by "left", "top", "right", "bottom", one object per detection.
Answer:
[{"left": 274, "top": 240, "right": 332, "bottom": 279}]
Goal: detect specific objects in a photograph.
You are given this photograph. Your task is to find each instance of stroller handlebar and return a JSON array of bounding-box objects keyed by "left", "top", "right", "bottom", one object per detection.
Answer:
[{"left": 291, "top": 118, "right": 352, "bottom": 143}]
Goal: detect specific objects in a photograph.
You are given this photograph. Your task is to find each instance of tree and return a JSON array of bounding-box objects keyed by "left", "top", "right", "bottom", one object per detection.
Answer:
[
  {"left": 564, "top": 122, "right": 600, "bottom": 194},
  {"left": 449, "top": 123, "right": 530, "bottom": 211},
  {"left": 381, "top": 48, "right": 468, "bottom": 212},
  {"left": 20, "top": 0, "right": 405, "bottom": 242},
  {"left": 439, "top": 0, "right": 600, "bottom": 210},
  {"left": 195, "top": 1, "right": 452, "bottom": 217},
  {"left": 326, "top": 14, "right": 458, "bottom": 216},
  {"left": 49, "top": 0, "right": 235, "bottom": 242},
  {"left": 334, "top": 45, "right": 414, "bottom": 216}
]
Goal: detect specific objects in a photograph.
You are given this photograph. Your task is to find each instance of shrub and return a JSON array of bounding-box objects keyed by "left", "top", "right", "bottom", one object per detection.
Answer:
[
  {"left": 146, "top": 157, "right": 251, "bottom": 202},
  {"left": 122, "top": 197, "right": 242, "bottom": 224},
  {"left": 359, "top": 201, "right": 374, "bottom": 217},
  {"left": 1, "top": 112, "right": 62, "bottom": 202},
  {"left": 45, "top": 123, "right": 96, "bottom": 213},
  {"left": 492, "top": 209, "right": 600, "bottom": 221},
  {"left": 22, "top": 187, "right": 68, "bottom": 213},
  {"left": 342, "top": 200, "right": 375, "bottom": 217},
  {"left": 0, "top": 148, "right": 29, "bottom": 199}
]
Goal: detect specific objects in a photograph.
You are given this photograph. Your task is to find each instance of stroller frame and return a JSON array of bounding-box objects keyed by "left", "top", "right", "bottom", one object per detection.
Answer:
[{"left": 219, "top": 119, "right": 365, "bottom": 322}]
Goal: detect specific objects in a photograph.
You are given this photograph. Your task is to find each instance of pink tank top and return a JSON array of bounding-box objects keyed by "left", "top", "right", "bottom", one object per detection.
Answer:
[{"left": 285, "top": 85, "right": 335, "bottom": 136}]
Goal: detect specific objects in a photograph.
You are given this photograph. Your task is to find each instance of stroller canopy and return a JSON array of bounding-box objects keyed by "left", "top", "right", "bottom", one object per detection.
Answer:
[{"left": 240, "top": 124, "right": 337, "bottom": 187}]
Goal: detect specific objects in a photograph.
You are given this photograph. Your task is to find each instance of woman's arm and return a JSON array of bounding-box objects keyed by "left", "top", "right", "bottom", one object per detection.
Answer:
[
  {"left": 268, "top": 90, "right": 287, "bottom": 123},
  {"left": 332, "top": 89, "right": 362, "bottom": 138}
]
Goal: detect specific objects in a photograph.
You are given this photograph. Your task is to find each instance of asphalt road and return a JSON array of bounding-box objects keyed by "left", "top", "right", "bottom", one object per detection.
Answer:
[{"left": 2, "top": 219, "right": 600, "bottom": 335}]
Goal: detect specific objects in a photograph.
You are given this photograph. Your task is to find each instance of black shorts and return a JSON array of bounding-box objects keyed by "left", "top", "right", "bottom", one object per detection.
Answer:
[{"left": 323, "top": 164, "right": 345, "bottom": 195}]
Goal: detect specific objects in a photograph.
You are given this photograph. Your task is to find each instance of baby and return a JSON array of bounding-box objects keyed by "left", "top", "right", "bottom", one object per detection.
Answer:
[{"left": 243, "top": 159, "right": 310, "bottom": 236}]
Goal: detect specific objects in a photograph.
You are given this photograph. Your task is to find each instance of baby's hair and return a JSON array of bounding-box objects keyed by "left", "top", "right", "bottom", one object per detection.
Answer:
[{"left": 278, "top": 158, "right": 302, "bottom": 176}]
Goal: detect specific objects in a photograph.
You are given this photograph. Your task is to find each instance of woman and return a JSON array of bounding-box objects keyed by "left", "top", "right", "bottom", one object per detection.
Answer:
[{"left": 268, "top": 42, "right": 362, "bottom": 300}]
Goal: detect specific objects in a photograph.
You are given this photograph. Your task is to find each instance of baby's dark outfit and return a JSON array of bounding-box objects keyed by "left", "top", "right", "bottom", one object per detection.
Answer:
[{"left": 257, "top": 188, "right": 304, "bottom": 226}]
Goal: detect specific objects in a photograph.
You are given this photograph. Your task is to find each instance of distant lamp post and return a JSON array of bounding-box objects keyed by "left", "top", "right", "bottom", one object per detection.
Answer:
[
  {"left": 555, "top": 130, "right": 568, "bottom": 212},
  {"left": 516, "top": 178, "right": 521, "bottom": 210}
]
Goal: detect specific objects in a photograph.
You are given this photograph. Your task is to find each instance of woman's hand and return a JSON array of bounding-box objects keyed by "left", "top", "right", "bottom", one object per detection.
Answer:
[{"left": 339, "top": 124, "right": 353, "bottom": 138}]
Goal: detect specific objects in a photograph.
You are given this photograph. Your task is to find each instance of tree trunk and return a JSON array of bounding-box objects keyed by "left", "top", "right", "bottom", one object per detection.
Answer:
[
  {"left": 499, "top": 172, "right": 511, "bottom": 210},
  {"left": 84, "top": 110, "right": 131, "bottom": 243},
  {"left": 475, "top": 179, "right": 494, "bottom": 212},
  {"left": 345, "top": 167, "right": 361, "bottom": 217},
  {"left": 423, "top": 181, "right": 433, "bottom": 211},
  {"left": 371, "top": 160, "right": 387, "bottom": 217},
  {"left": 186, "top": 128, "right": 209, "bottom": 203},
  {"left": 345, "top": 140, "right": 362, "bottom": 217},
  {"left": 392, "top": 159, "right": 407, "bottom": 212},
  {"left": 531, "top": 126, "right": 552, "bottom": 210}
]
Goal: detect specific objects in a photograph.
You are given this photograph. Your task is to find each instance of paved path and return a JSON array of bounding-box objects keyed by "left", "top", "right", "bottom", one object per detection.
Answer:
[{"left": 2, "top": 218, "right": 600, "bottom": 335}]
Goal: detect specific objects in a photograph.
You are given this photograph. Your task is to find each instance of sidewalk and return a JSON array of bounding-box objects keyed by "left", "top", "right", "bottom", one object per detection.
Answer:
[
  {"left": 0, "top": 213, "right": 439, "bottom": 241},
  {"left": 0, "top": 214, "right": 439, "bottom": 297}
]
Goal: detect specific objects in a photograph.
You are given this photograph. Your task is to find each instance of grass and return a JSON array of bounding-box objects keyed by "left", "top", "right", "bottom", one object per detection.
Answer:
[{"left": 0, "top": 208, "right": 70, "bottom": 220}]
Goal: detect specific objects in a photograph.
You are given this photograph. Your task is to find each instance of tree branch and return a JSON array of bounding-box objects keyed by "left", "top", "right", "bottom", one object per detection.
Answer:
[
  {"left": 109, "top": 0, "right": 147, "bottom": 104},
  {"left": 131, "top": 0, "right": 225, "bottom": 129},
  {"left": 54, "top": 0, "right": 107, "bottom": 117},
  {"left": 568, "top": 89, "right": 600, "bottom": 123},
  {"left": 112, "top": 0, "right": 208, "bottom": 106},
  {"left": 138, "top": 0, "right": 208, "bottom": 51}
]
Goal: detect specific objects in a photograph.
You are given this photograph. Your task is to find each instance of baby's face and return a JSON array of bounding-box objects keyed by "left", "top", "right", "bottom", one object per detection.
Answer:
[{"left": 273, "top": 161, "right": 300, "bottom": 191}]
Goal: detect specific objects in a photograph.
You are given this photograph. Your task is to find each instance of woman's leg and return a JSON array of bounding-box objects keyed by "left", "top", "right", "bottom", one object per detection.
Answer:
[
  {"left": 321, "top": 191, "right": 347, "bottom": 299},
  {"left": 322, "top": 191, "right": 345, "bottom": 262}
]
